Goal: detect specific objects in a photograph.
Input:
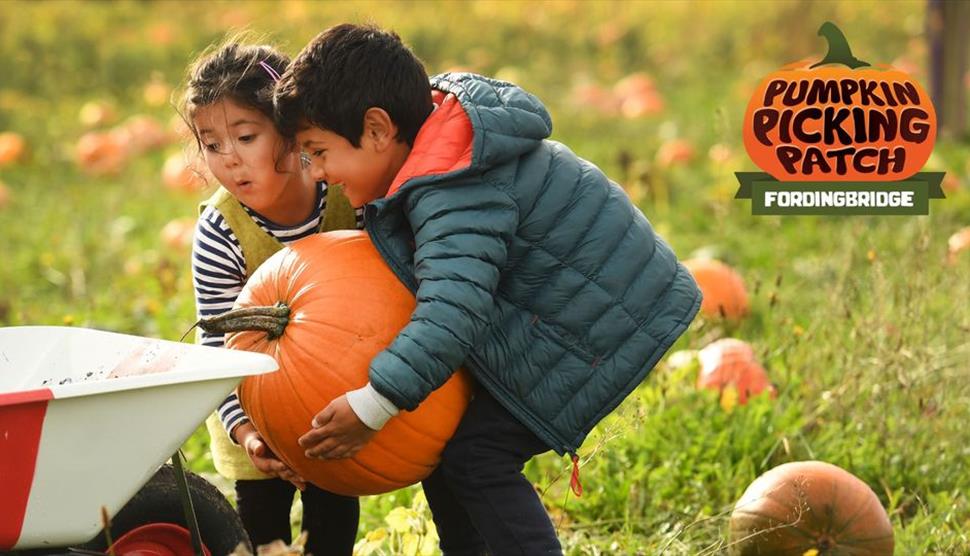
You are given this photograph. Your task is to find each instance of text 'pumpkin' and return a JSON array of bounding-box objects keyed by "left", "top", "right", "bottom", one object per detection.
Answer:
[
  {"left": 226, "top": 231, "right": 473, "bottom": 496},
  {"left": 743, "top": 22, "right": 935, "bottom": 182}
]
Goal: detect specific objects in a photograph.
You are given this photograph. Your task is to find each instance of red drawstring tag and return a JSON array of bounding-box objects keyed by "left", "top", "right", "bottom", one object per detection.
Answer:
[{"left": 569, "top": 454, "right": 583, "bottom": 497}]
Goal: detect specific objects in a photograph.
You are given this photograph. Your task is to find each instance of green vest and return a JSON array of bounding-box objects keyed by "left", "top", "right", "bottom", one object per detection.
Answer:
[{"left": 199, "top": 183, "right": 357, "bottom": 480}]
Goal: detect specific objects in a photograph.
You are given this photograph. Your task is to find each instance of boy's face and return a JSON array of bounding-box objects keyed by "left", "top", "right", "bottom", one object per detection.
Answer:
[{"left": 297, "top": 125, "right": 394, "bottom": 208}]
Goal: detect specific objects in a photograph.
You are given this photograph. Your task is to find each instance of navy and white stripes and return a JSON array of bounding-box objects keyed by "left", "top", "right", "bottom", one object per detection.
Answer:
[{"left": 192, "top": 182, "right": 363, "bottom": 437}]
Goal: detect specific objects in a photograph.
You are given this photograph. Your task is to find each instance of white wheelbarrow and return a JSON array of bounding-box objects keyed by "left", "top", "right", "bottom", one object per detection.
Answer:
[{"left": 0, "top": 326, "right": 278, "bottom": 555}]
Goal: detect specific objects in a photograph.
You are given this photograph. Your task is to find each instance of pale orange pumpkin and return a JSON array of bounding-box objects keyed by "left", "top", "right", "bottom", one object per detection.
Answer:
[
  {"left": 730, "top": 461, "right": 894, "bottom": 555},
  {"left": 708, "top": 143, "right": 734, "bottom": 164},
  {"left": 143, "top": 77, "right": 172, "bottom": 107},
  {"left": 118, "top": 115, "right": 172, "bottom": 155},
  {"left": 162, "top": 153, "right": 207, "bottom": 193},
  {"left": 613, "top": 73, "right": 664, "bottom": 119},
  {"left": 947, "top": 227, "right": 970, "bottom": 264},
  {"left": 656, "top": 139, "right": 695, "bottom": 168},
  {"left": 683, "top": 259, "right": 749, "bottom": 320},
  {"left": 160, "top": 217, "right": 195, "bottom": 249},
  {"left": 697, "top": 338, "right": 774, "bottom": 405},
  {"left": 78, "top": 101, "right": 117, "bottom": 128},
  {"left": 0, "top": 132, "right": 26, "bottom": 166},
  {"left": 208, "top": 231, "right": 474, "bottom": 496},
  {"left": 76, "top": 131, "right": 127, "bottom": 175}
]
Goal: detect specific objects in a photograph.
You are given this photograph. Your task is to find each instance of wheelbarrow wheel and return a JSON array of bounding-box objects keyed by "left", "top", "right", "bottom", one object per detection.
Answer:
[{"left": 84, "top": 464, "right": 250, "bottom": 555}]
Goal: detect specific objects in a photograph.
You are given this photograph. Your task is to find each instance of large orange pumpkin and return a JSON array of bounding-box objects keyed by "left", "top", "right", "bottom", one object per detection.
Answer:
[
  {"left": 213, "top": 231, "right": 474, "bottom": 496},
  {"left": 730, "top": 461, "right": 894, "bottom": 555},
  {"left": 696, "top": 338, "right": 774, "bottom": 405},
  {"left": 683, "top": 259, "right": 749, "bottom": 320},
  {"left": 743, "top": 22, "right": 935, "bottom": 182}
]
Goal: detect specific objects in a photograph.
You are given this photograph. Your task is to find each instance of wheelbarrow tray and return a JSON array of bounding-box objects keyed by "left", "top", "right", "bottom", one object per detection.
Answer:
[{"left": 0, "top": 326, "right": 277, "bottom": 550}]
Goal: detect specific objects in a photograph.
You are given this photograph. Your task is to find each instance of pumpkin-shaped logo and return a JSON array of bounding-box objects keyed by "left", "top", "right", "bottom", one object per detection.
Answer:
[{"left": 743, "top": 22, "right": 936, "bottom": 182}]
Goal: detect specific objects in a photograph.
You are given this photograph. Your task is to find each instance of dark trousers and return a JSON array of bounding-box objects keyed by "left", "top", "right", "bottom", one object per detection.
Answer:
[
  {"left": 421, "top": 388, "right": 562, "bottom": 556},
  {"left": 235, "top": 477, "right": 359, "bottom": 556}
]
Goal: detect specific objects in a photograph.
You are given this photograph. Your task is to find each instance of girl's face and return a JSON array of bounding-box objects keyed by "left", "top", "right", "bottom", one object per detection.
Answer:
[{"left": 194, "top": 99, "right": 307, "bottom": 222}]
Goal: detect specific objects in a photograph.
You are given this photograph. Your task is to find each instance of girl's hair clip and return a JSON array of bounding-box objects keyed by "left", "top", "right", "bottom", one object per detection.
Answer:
[
  {"left": 300, "top": 152, "right": 311, "bottom": 168},
  {"left": 258, "top": 60, "right": 282, "bottom": 83}
]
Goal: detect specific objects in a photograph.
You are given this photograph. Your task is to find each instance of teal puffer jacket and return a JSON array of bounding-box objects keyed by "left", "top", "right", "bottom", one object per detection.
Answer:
[{"left": 364, "top": 73, "right": 701, "bottom": 455}]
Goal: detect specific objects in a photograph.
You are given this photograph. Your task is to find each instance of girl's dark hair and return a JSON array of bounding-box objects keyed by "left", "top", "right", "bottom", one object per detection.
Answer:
[{"left": 178, "top": 40, "right": 290, "bottom": 149}]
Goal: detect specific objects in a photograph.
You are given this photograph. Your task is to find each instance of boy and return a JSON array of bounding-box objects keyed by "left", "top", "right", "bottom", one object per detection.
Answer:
[{"left": 276, "top": 23, "right": 701, "bottom": 555}]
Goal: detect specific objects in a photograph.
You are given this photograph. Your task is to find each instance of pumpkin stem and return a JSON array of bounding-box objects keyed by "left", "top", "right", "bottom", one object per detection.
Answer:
[
  {"left": 810, "top": 21, "right": 870, "bottom": 70},
  {"left": 194, "top": 301, "right": 291, "bottom": 340}
]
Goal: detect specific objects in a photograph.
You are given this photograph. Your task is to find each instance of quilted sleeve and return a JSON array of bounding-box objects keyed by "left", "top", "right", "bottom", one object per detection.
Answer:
[{"left": 368, "top": 182, "right": 518, "bottom": 409}]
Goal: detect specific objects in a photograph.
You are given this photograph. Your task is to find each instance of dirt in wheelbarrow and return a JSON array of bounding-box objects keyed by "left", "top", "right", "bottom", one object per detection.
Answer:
[{"left": 39, "top": 340, "right": 183, "bottom": 387}]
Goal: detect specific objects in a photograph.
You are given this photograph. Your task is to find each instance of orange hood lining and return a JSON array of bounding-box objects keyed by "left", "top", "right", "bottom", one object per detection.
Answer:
[{"left": 386, "top": 90, "right": 474, "bottom": 198}]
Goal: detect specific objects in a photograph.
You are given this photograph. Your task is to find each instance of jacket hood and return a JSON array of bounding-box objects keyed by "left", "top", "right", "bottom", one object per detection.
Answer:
[{"left": 386, "top": 73, "right": 552, "bottom": 197}]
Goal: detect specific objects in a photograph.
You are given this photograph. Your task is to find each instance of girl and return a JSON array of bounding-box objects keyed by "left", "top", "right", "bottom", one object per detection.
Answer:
[{"left": 180, "top": 40, "right": 360, "bottom": 554}]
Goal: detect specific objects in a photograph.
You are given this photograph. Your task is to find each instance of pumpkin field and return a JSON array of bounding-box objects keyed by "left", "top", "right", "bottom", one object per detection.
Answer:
[{"left": 1, "top": 1, "right": 969, "bottom": 554}]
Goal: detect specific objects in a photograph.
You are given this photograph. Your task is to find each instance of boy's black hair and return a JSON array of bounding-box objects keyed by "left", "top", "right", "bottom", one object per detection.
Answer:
[
  {"left": 178, "top": 41, "right": 289, "bottom": 151},
  {"left": 275, "top": 23, "right": 433, "bottom": 147}
]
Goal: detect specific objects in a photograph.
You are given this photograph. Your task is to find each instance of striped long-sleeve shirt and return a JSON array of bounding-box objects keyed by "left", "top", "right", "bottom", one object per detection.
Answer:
[{"left": 192, "top": 182, "right": 364, "bottom": 438}]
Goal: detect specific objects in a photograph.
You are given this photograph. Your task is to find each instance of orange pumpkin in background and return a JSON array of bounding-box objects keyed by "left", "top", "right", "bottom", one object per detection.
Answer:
[
  {"left": 160, "top": 217, "right": 195, "bottom": 250},
  {"left": 118, "top": 115, "right": 172, "bottom": 155},
  {"left": 212, "top": 231, "right": 473, "bottom": 496},
  {"left": 614, "top": 73, "right": 664, "bottom": 119},
  {"left": 696, "top": 338, "right": 774, "bottom": 405},
  {"left": 0, "top": 132, "right": 26, "bottom": 166},
  {"left": 162, "top": 152, "right": 207, "bottom": 193},
  {"left": 743, "top": 22, "right": 935, "bottom": 182},
  {"left": 78, "top": 101, "right": 117, "bottom": 128},
  {"left": 76, "top": 131, "right": 128, "bottom": 175},
  {"left": 683, "top": 258, "right": 749, "bottom": 320},
  {"left": 656, "top": 138, "right": 695, "bottom": 168},
  {"left": 730, "top": 461, "right": 894, "bottom": 555}
]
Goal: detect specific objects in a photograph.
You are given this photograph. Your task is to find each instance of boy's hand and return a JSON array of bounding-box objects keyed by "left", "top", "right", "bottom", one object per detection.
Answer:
[
  {"left": 234, "top": 422, "right": 307, "bottom": 491},
  {"left": 298, "top": 394, "right": 377, "bottom": 460}
]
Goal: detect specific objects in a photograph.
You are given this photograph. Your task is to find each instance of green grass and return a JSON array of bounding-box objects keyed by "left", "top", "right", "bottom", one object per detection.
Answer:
[{"left": 2, "top": 1, "right": 969, "bottom": 553}]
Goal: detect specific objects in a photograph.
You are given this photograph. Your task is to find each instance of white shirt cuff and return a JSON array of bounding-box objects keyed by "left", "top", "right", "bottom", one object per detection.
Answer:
[{"left": 346, "top": 382, "right": 400, "bottom": 431}]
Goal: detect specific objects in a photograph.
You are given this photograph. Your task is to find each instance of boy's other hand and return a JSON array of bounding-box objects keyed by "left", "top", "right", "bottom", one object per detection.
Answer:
[
  {"left": 235, "top": 422, "right": 307, "bottom": 490},
  {"left": 298, "top": 394, "right": 377, "bottom": 460}
]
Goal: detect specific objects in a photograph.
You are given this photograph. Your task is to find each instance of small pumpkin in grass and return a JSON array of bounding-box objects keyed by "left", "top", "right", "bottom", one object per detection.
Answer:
[
  {"left": 683, "top": 258, "right": 749, "bottom": 320},
  {"left": 162, "top": 152, "right": 207, "bottom": 193},
  {"left": 118, "top": 115, "right": 172, "bottom": 155},
  {"left": 78, "top": 101, "right": 117, "bottom": 128},
  {"left": 613, "top": 73, "right": 664, "bottom": 118},
  {"left": 203, "top": 231, "right": 473, "bottom": 496},
  {"left": 697, "top": 338, "right": 774, "bottom": 406},
  {"left": 160, "top": 217, "right": 195, "bottom": 249},
  {"left": 0, "top": 132, "right": 26, "bottom": 166},
  {"left": 76, "top": 131, "right": 127, "bottom": 175},
  {"left": 656, "top": 138, "right": 695, "bottom": 168},
  {"left": 730, "top": 461, "right": 894, "bottom": 555},
  {"left": 947, "top": 227, "right": 970, "bottom": 264}
]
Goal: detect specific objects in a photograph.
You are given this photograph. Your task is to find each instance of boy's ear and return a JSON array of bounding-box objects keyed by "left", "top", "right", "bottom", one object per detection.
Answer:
[{"left": 362, "top": 107, "right": 398, "bottom": 151}]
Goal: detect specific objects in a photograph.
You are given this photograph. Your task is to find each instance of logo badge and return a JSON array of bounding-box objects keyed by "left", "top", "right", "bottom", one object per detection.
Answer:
[{"left": 736, "top": 22, "right": 945, "bottom": 215}]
